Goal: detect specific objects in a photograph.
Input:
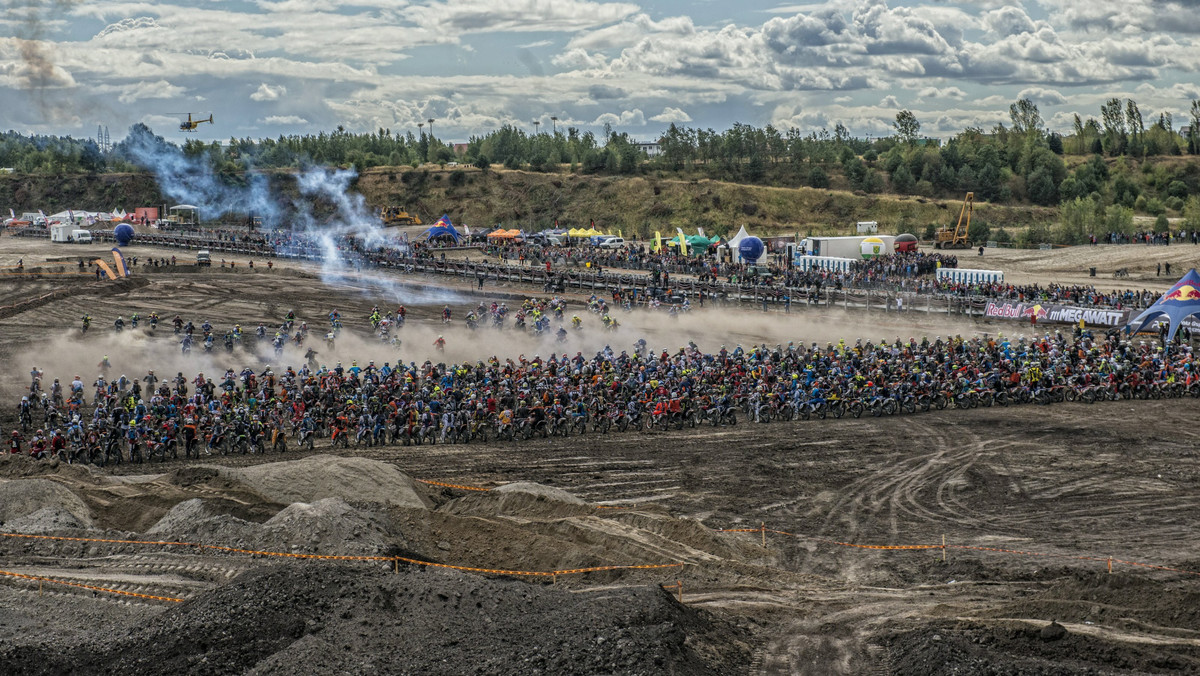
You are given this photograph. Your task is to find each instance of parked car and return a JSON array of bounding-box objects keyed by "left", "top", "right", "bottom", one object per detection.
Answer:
[{"left": 598, "top": 237, "right": 626, "bottom": 249}]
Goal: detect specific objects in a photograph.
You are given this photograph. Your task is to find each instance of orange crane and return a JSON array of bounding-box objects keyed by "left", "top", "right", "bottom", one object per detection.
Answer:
[{"left": 935, "top": 192, "right": 972, "bottom": 249}]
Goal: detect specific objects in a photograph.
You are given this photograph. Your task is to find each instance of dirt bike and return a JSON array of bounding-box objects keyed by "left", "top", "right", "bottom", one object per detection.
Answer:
[{"left": 271, "top": 429, "right": 287, "bottom": 453}]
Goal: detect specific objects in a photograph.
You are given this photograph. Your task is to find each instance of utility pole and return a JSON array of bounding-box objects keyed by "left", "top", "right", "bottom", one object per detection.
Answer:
[{"left": 427, "top": 118, "right": 435, "bottom": 161}]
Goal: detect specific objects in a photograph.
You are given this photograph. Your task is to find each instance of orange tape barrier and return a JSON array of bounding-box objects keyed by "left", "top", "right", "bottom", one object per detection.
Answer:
[
  {"left": 0, "top": 532, "right": 681, "bottom": 580},
  {"left": 416, "top": 479, "right": 490, "bottom": 492},
  {"left": 0, "top": 568, "right": 184, "bottom": 603},
  {"left": 715, "top": 526, "right": 1200, "bottom": 578}
]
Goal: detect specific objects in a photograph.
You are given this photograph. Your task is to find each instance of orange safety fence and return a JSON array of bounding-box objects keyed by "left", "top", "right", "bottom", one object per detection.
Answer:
[
  {"left": 0, "top": 531, "right": 682, "bottom": 579},
  {"left": 716, "top": 525, "right": 1200, "bottom": 578},
  {"left": 0, "top": 568, "right": 184, "bottom": 603},
  {"left": 415, "top": 478, "right": 490, "bottom": 492}
]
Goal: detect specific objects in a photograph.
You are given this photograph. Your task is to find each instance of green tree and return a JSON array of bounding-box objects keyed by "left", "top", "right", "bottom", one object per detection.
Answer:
[
  {"left": 808, "top": 165, "right": 829, "bottom": 188},
  {"left": 1008, "top": 98, "right": 1043, "bottom": 136},
  {"left": 1059, "top": 196, "right": 1096, "bottom": 243},
  {"left": 861, "top": 169, "right": 885, "bottom": 193},
  {"left": 1184, "top": 195, "right": 1200, "bottom": 230},
  {"left": 1026, "top": 167, "right": 1058, "bottom": 205},
  {"left": 890, "top": 164, "right": 915, "bottom": 193},
  {"left": 1104, "top": 204, "right": 1135, "bottom": 235},
  {"left": 894, "top": 110, "right": 920, "bottom": 145},
  {"left": 1100, "top": 98, "right": 1127, "bottom": 155},
  {"left": 1190, "top": 100, "right": 1200, "bottom": 154}
]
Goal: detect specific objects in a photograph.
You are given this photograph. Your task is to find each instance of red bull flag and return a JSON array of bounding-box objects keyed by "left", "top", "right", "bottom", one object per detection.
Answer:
[
  {"left": 111, "top": 248, "right": 129, "bottom": 277},
  {"left": 1125, "top": 268, "right": 1200, "bottom": 340}
]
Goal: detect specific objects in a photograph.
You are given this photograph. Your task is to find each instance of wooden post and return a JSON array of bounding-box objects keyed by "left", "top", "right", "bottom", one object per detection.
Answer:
[
  {"left": 552, "top": 573, "right": 557, "bottom": 585},
  {"left": 39, "top": 581, "right": 43, "bottom": 596},
  {"left": 942, "top": 534, "right": 947, "bottom": 562},
  {"left": 394, "top": 558, "right": 398, "bottom": 574},
  {"left": 1108, "top": 557, "right": 1113, "bottom": 574},
  {"left": 676, "top": 580, "right": 683, "bottom": 603},
  {"left": 761, "top": 522, "right": 766, "bottom": 547}
]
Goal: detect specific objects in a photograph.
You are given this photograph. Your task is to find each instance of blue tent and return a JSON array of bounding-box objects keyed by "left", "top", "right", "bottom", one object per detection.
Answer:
[
  {"left": 1125, "top": 268, "right": 1200, "bottom": 339},
  {"left": 421, "top": 215, "right": 460, "bottom": 243}
]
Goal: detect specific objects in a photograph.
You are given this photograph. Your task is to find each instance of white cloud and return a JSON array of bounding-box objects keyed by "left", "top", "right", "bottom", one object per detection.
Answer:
[
  {"left": 1016, "top": 87, "right": 1068, "bottom": 106},
  {"left": 250, "top": 83, "right": 287, "bottom": 101},
  {"left": 879, "top": 94, "right": 901, "bottom": 107},
  {"left": 405, "top": 0, "right": 638, "bottom": 34},
  {"left": 260, "top": 115, "right": 308, "bottom": 125},
  {"left": 592, "top": 109, "right": 645, "bottom": 126},
  {"left": 917, "top": 86, "right": 967, "bottom": 100},
  {"left": 649, "top": 106, "right": 692, "bottom": 123}
]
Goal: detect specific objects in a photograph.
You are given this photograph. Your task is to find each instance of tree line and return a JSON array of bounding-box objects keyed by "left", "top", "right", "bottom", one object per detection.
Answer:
[{"left": 2, "top": 97, "right": 1200, "bottom": 243}]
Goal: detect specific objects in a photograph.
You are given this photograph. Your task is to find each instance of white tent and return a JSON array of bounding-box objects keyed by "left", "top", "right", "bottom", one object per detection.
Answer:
[{"left": 724, "top": 225, "right": 751, "bottom": 250}]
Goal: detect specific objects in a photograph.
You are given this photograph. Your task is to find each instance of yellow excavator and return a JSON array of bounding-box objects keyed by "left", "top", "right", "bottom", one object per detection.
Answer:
[
  {"left": 379, "top": 207, "right": 422, "bottom": 226},
  {"left": 934, "top": 192, "right": 972, "bottom": 249}
]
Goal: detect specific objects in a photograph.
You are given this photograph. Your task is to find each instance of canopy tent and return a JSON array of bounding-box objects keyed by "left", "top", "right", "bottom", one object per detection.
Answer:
[
  {"left": 723, "top": 225, "right": 752, "bottom": 250},
  {"left": 422, "top": 224, "right": 460, "bottom": 242},
  {"left": 487, "top": 228, "right": 522, "bottom": 239},
  {"left": 1125, "top": 268, "right": 1200, "bottom": 340},
  {"left": 422, "top": 215, "right": 462, "bottom": 243}
]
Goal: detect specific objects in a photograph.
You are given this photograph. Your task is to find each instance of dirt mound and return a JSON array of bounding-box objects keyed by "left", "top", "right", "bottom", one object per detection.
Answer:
[
  {"left": 146, "top": 497, "right": 404, "bottom": 556},
  {"left": 260, "top": 498, "right": 400, "bottom": 555},
  {"left": 439, "top": 481, "right": 595, "bottom": 519},
  {"left": 0, "top": 478, "right": 93, "bottom": 528},
  {"left": 215, "top": 455, "right": 432, "bottom": 510},
  {"left": 884, "top": 619, "right": 1200, "bottom": 675},
  {"left": 0, "top": 563, "right": 752, "bottom": 675},
  {"left": 3, "top": 506, "right": 92, "bottom": 533},
  {"left": 145, "top": 498, "right": 262, "bottom": 545}
]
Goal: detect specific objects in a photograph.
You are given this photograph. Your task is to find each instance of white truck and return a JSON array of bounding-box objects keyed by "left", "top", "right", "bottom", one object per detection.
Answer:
[{"left": 71, "top": 230, "right": 92, "bottom": 243}]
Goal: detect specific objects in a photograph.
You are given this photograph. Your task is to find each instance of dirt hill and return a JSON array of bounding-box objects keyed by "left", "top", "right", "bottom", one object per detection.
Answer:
[{"left": 0, "top": 167, "right": 1056, "bottom": 238}]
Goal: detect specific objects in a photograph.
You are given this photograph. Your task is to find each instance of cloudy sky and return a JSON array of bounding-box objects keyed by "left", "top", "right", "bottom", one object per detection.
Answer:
[{"left": 2, "top": 0, "right": 1198, "bottom": 144}]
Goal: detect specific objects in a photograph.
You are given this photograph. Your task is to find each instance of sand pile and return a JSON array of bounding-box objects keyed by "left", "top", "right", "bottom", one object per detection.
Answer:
[
  {"left": 0, "top": 563, "right": 753, "bottom": 675},
  {"left": 0, "top": 478, "right": 93, "bottom": 529},
  {"left": 205, "top": 455, "right": 432, "bottom": 509},
  {"left": 146, "top": 497, "right": 405, "bottom": 556}
]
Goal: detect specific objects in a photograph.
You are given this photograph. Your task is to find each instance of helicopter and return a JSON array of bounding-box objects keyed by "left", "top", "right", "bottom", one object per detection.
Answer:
[{"left": 175, "top": 113, "right": 213, "bottom": 132}]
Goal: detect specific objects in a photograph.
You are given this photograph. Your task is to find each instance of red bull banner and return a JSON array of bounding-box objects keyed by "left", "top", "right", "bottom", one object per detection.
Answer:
[
  {"left": 1162, "top": 283, "right": 1200, "bottom": 303},
  {"left": 984, "top": 301, "right": 1130, "bottom": 327}
]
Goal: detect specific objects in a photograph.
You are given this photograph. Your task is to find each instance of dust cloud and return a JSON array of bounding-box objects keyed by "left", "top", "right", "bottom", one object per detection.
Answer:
[{"left": 9, "top": 301, "right": 991, "bottom": 392}]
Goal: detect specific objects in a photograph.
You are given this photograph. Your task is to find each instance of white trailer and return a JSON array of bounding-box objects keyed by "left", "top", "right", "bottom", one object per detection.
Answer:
[
  {"left": 794, "top": 255, "right": 856, "bottom": 273},
  {"left": 800, "top": 235, "right": 895, "bottom": 259},
  {"left": 50, "top": 223, "right": 73, "bottom": 243},
  {"left": 936, "top": 268, "right": 1004, "bottom": 284}
]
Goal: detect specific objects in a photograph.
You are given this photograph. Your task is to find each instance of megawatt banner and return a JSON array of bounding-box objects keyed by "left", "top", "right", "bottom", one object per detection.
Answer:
[{"left": 983, "top": 301, "right": 1131, "bottom": 327}]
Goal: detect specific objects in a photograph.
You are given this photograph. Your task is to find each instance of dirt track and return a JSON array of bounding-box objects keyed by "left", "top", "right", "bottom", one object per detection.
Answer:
[{"left": 1, "top": 237, "right": 1199, "bottom": 674}]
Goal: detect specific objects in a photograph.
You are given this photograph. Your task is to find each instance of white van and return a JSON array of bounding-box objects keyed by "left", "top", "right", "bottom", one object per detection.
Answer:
[
  {"left": 71, "top": 230, "right": 92, "bottom": 243},
  {"left": 598, "top": 237, "right": 626, "bottom": 249}
]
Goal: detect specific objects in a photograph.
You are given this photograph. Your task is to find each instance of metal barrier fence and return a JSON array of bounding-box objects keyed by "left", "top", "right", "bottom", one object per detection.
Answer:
[{"left": 1, "top": 227, "right": 1117, "bottom": 319}]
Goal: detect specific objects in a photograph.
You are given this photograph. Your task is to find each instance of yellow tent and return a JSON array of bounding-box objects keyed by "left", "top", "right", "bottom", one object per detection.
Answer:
[
  {"left": 568, "top": 228, "right": 588, "bottom": 237},
  {"left": 584, "top": 228, "right": 604, "bottom": 237}
]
